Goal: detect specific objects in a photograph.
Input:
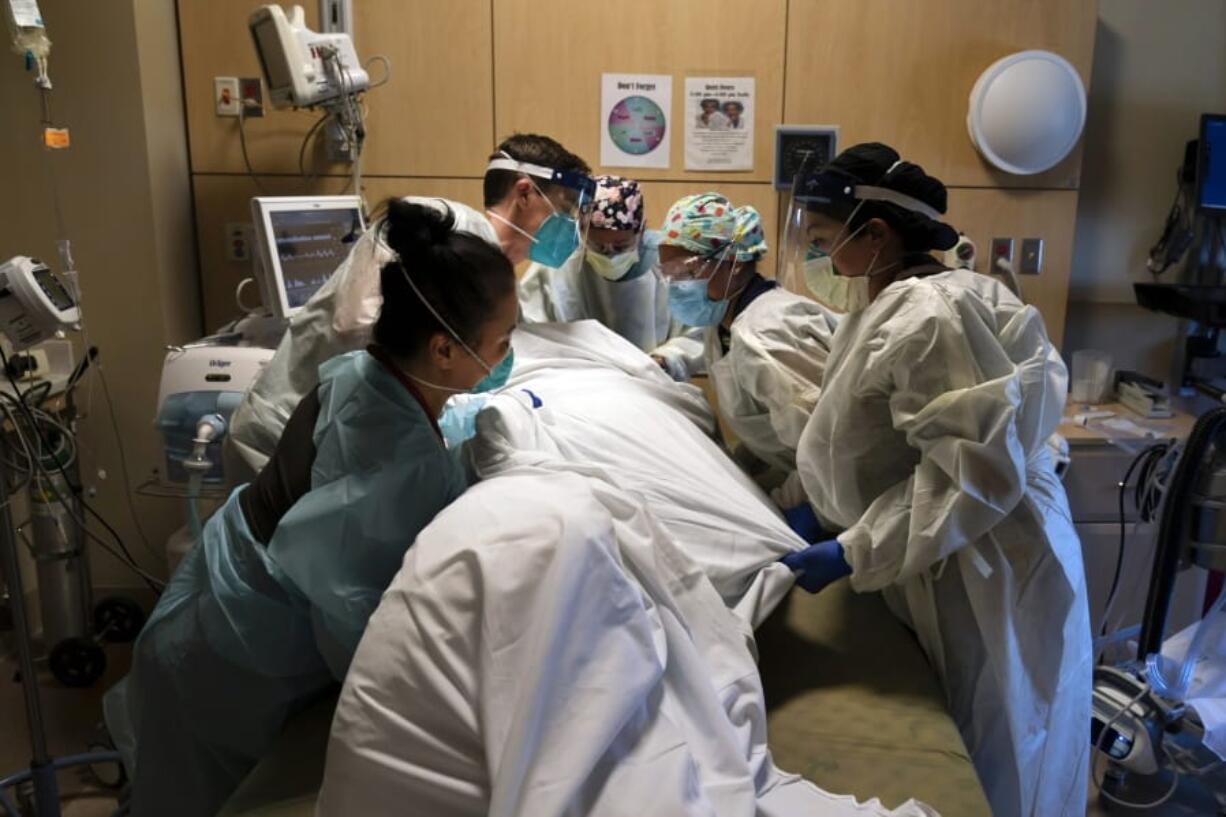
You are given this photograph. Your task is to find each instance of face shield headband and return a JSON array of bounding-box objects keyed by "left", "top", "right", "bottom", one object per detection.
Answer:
[
  {"left": 485, "top": 156, "right": 597, "bottom": 209},
  {"left": 791, "top": 161, "right": 943, "bottom": 222}
]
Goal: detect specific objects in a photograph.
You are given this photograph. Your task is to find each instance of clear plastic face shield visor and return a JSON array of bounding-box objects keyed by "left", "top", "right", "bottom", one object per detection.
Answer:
[
  {"left": 778, "top": 157, "right": 944, "bottom": 310},
  {"left": 485, "top": 156, "right": 597, "bottom": 267},
  {"left": 655, "top": 249, "right": 732, "bottom": 283}
]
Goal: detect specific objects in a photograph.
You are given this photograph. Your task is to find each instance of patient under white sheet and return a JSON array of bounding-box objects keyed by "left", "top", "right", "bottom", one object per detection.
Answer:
[
  {"left": 317, "top": 322, "right": 936, "bottom": 817},
  {"left": 467, "top": 320, "right": 802, "bottom": 626}
]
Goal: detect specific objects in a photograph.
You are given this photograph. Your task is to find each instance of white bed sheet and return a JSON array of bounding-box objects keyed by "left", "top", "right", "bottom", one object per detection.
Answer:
[
  {"left": 317, "top": 322, "right": 938, "bottom": 816},
  {"left": 467, "top": 321, "right": 801, "bottom": 626}
]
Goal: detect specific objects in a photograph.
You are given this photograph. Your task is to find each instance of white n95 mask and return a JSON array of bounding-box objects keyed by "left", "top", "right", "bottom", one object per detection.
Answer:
[{"left": 803, "top": 255, "right": 870, "bottom": 313}]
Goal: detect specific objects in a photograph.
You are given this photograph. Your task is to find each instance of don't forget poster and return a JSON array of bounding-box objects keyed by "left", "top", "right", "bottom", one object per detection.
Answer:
[{"left": 600, "top": 73, "right": 673, "bottom": 170}]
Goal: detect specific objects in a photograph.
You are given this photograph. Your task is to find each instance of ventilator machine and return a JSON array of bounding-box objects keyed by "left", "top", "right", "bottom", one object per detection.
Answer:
[
  {"left": 1092, "top": 407, "right": 1226, "bottom": 811},
  {"left": 151, "top": 194, "right": 362, "bottom": 571}
]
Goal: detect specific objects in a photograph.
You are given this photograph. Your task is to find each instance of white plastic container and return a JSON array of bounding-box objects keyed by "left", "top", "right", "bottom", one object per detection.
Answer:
[{"left": 1070, "top": 349, "right": 1114, "bottom": 404}]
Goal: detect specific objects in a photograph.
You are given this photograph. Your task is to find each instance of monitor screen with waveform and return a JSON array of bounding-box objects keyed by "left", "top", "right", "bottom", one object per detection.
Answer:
[{"left": 269, "top": 207, "right": 363, "bottom": 309}]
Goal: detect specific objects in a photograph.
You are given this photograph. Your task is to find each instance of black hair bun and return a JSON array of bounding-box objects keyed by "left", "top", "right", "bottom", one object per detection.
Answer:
[
  {"left": 833, "top": 143, "right": 949, "bottom": 214},
  {"left": 830, "top": 142, "right": 959, "bottom": 252},
  {"left": 372, "top": 196, "right": 515, "bottom": 360},
  {"left": 886, "top": 163, "right": 949, "bottom": 215},
  {"left": 829, "top": 142, "right": 900, "bottom": 186},
  {"left": 384, "top": 198, "right": 457, "bottom": 260}
]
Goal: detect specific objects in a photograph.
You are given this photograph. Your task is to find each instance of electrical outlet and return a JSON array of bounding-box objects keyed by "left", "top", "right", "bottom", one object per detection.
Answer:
[
  {"left": 990, "top": 237, "right": 1014, "bottom": 270},
  {"left": 214, "top": 77, "right": 240, "bottom": 116},
  {"left": 1020, "top": 238, "right": 1044, "bottom": 275},
  {"left": 239, "top": 77, "right": 264, "bottom": 117},
  {"left": 226, "top": 222, "right": 254, "bottom": 261}
]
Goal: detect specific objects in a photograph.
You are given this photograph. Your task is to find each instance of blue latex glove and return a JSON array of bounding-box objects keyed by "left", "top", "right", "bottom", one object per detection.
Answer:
[
  {"left": 780, "top": 539, "right": 852, "bottom": 594},
  {"left": 783, "top": 503, "right": 824, "bottom": 543}
]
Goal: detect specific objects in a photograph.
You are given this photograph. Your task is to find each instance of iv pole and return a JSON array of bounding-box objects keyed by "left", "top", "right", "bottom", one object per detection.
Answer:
[
  {"left": 0, "top": 433, "right": 126, "bottom": 817},
  {"left": 0, "top": 10, "right": 129, "bottom": 813}
]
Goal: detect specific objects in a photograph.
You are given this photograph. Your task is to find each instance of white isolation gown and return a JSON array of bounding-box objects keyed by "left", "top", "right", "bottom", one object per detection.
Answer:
[
  {"left": 796, "top": 268, "right": 1091, "bottom": 817},
  {"left": 705, "top": 286, "right": 840, "bottom": 493}
]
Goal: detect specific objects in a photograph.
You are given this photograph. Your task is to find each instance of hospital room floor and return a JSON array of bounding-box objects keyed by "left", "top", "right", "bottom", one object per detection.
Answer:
[
  {"left": 1, "top": 631, "right": 1222, "bottom": 817},
  {"left": 0, "top": 632, "right": 126, "bottom": 817}
]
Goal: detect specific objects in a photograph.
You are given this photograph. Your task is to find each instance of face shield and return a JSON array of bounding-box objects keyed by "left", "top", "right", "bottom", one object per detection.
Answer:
[
  {"left": 485, "top": 156, "right": 596, "bottom": 268},
  {"left": 656, "top": 251, "right": 723, "bottom": 283},
  {"left": 778, "top": 157, "right": 947, "bottom": 311}
]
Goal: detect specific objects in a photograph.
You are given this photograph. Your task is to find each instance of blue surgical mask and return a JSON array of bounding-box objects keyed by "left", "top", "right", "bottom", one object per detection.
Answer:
[
  {"left": 472, "top": 350, "right": 514, "bottom": 393},
  {"left": 529, "top": 213, "right": 580, "bottom": 268},
  {"left": 667, "top": 279, "right": 729, "bottom": 327}
]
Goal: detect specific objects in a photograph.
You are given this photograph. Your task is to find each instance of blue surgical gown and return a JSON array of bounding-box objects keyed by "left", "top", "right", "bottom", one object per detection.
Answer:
[{"left": 104, "top": 349, "right": 468, "bottom": 817}]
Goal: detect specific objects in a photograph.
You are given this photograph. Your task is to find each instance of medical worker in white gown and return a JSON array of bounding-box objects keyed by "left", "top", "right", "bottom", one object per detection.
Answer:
[
  {"left": 654, "top": 193, "right": 841, "bottom": 492},
  {"left": 780, "top": 143, "right": 1091, "bottom": 817},
  {"left": 226, "top": 133, "right": 592, "bottom": 477},
  {"left": 519, "top": 175, "right": 706, "bottom": 380}
]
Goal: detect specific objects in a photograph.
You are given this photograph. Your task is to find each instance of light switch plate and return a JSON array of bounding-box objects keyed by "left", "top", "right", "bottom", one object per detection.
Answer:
[{"left": 1020, "top": 238, "right": 1043, "bottom": 275}]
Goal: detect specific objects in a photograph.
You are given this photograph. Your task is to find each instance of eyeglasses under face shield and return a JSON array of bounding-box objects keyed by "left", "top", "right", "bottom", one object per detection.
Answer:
[{"left": 656, "top": 253, "right": 716, "bottom": 282}]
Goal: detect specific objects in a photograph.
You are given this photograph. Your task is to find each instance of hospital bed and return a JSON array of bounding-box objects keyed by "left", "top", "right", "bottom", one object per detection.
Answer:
[
  {"left": 219, "top": 581, "right": 990, "bottom": 817},
  {"left": 218, "top": 322, "right": 990, "bottom": 816}
]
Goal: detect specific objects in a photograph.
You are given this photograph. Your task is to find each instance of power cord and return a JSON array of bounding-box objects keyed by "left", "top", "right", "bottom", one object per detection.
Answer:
[
  {"left": 1100, "top": 442, "right": 1173, "bottom": 640},
  {"left": 91, "top": 355, "right": 163, "bottom": 562},
  {"left": 297, "top": 113, "right": 330, "bottom": 183},
  {"left": 1147, "top": 166, "right": 1196, "bottom": 276},
  {"left": 0, "top": 347, "right": 162, "bottom": 592},
  {"left": 365, "top": 54, "right": 391, "bottom": 89},
  {"left": 237, "top": 103, "right": 269, "bottom": 194},
  {"left": 0, "top": 397, "right": 161, "bottom": 591}
]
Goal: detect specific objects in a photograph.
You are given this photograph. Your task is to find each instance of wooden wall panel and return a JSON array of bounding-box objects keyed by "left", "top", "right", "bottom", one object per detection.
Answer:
[
  {"left": 193, "top": 176, "right": 483, "bottom": 328},
  {"left": 177, "top": 0, "right": 494, "bottom": 177},
  {"left": 785, "top": 0, "right": 1097, "bottom": 190},
  {"left": 492, "top": 0, "right": 786, "bottom": 183},
  {"left": 179, "top": 0, "right": 1091, "bottom": 352},
  {"left": 944, "top": 188, "right": 1079, "bottom": 348},
  {"left": 178, "top": 0, "right": 325, "bottom": 176},
  {"left": 351, "top": 0, "right": 494, "bottom": 176}
]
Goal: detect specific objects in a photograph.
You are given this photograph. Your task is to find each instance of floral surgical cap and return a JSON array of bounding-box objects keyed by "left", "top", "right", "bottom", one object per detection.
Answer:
[
  {"left": 588, "top": 175, "right": 644, "bottom": 232},
  {"left": 659, "top": 192, "right": 768, "bottom": 263}
]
